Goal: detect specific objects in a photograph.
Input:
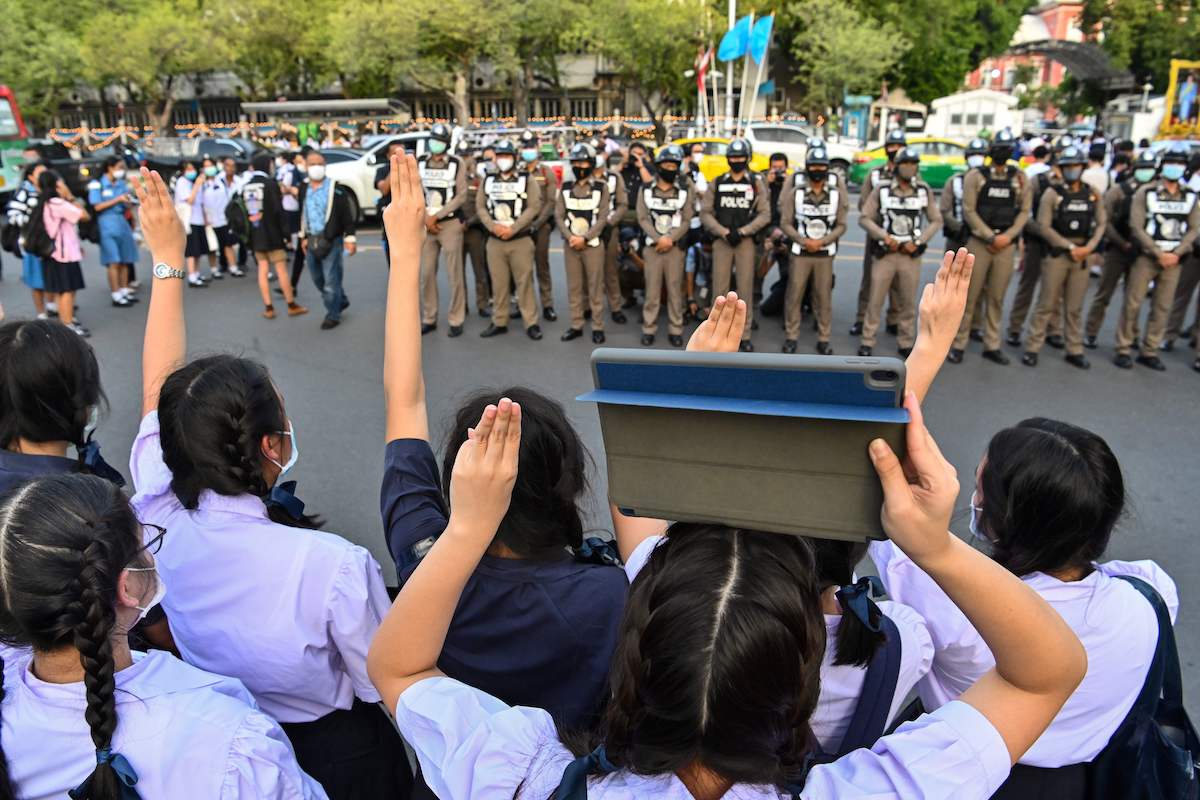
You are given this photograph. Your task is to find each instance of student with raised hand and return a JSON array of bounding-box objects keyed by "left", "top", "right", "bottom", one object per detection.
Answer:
[
  {"left": 127, "top": 168, "right": 411, "bottom": 800},
  {"left": 0, "top": 473, "right": 326, "bottom": 799},
  {"left": 379, "top": 152, "right": 628, "bottom": 733},
  {"left": 369, "top": 388, "right": 1086, "bottom": 799}
]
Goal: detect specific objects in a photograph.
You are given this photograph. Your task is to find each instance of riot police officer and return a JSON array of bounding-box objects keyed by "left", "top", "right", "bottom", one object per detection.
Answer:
[
  {"left": 555, "top": 143, "right": 611, "bottom": 344},
  {"left": 950, "top": 128, "right": 1032, "bottom": 365},
  {"left": 778, "top": 146, "right": 847, "bottom": 355},
  {"left": 940, "top": 137, "right": 988, "bottom": 252},
  {"left": 520, "top": 129, "right": 560, "bottom": 321},
  {"left": 1114, "top": 145, "right": 1200, "bottom": 370},
  {"left": 858, "top": 147, "right": 941, "bottom": 357},
  {"left": 417, "top": 123, "right": 470, "bottom": 336},
  {"left": 1084, "top": 148, "right": 1157, "bottom": 348},
  {"left": 636, "top": 145, "right": 695, "bottom": 347},
  {"left": 852, "top": 127, "right": 907, "bottom": 337},
  {"left": 700, "top": 137, "right": 769, "bottom": 351},
  {"left": 589, "top": 138, "right": 630, "bottom": 323},
  {"left": 477, "top": 139, "right": 545, "bottom": 339},
  {"left": 457, "top": 139, "right": 493, "bottom": 319},
  {"left": 1020, "top": 146, "right": 1105, "bottom": 369}
]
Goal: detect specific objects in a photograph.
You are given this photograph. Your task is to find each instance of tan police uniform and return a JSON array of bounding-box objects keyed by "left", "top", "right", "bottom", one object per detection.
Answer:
[
  {"left": 859, "top": 178, "right": 942, "bottom": 350},
  {"left": 1116, "top": 181, "right": 1200, "bottom": 357},
  {"left": 1024, "top": 182, "right": 1106, "bottom": 356},
  {"left": 955, "top": 164, "right": 1033, "bottom": 351},
  {"left": 1166, "top": 251, "right": 1200, "bottom": 344},
  {"left": 1084, "top": 179, "right": 1139, "bottom": 341},
  {"left": 591, "top": 167, "right": 628, "bottom": 314},
  {"left": 555, "top": 176, "right": 611, "bottom": 333},
  {"left": 1006, "top": 169, "right": 1062, "bottom": 341},
  {"left": 778, "top": 173, "right": 848, "bottom": 344},
  {"left": 700, "top": 171, "right": 770, "bottom": 342},
  {"left": 529, "top": 160, "right": 558, "bottom": 311},
  {"left": 417, "top": 152, "right": 470, "bottom": 327},
  {"left": 856, "top": 165, "right": 902, "bottom": 329},
  {"left": 637, "top": 181, "right": 695, "bottom": 338},
  {"left": 461, "top": 161, "right": 492, "bottom": 316},
  {"left": 476, "top": 167, "right": 544, "bottom": 330}
]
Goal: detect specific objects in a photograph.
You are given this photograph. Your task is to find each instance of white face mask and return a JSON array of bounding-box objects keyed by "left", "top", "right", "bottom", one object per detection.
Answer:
[
  {"left": 495, "top": 156, "right": 515, "bottom": 173},
  {"left": 84, "top": 405, "right": 100, "bottom": 440},
  {"left": 126, "top": 561, "right": 167, "bottom": 624},
  {"left": 307, "top": 164, "right": 326, "bottom": 182},
  {"left": 112, "top": 169, "right": 126, "bottom": 181},
  {"left": 968, "top": 492, "right": 988, "bottom": 543},
  {"left": 967, "top": 155, "right": 985, "bottom": 169},
  {"left": 267, "top": 423, "right": 299, "bottom": 477}
]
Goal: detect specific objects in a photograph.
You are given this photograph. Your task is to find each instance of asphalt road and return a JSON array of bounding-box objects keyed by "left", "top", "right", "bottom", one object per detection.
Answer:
[{"left": 3, "top": 210, "right": 1199, "bottom": 710}]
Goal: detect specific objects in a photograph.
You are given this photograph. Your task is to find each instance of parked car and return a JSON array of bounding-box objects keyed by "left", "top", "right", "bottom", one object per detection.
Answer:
[
  {"left": 25, "top": 139, "right": 104, "bottom": 198},
  {"left": 743, "top": 124, "right": 856, "bottom": 183},
  {"left": 323, "top": 132, "right": 431, "bottom": 220},
  {"left": 665, "top": 137, "right": 771, "bottom": 181},
  {"left": 141, "top": 136, "right": 275, "bottom": 180},
  {"left": 849, "top": 136, "right": 967, "bottom": 189}
]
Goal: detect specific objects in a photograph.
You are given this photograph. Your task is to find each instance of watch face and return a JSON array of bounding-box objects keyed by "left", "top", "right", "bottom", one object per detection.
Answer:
[{"left": 154, "top": 263, "right": 169, "bottom": 279}]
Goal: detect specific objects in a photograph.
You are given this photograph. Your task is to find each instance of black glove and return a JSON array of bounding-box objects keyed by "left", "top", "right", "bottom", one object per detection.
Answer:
[{"left": 726, "top": 229, "right": 742, "bottom": 247}]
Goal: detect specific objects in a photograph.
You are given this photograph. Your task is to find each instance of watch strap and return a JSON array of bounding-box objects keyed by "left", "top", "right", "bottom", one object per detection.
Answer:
[{"left": 154, "top": 262, "right": 186, "bottom": 280}]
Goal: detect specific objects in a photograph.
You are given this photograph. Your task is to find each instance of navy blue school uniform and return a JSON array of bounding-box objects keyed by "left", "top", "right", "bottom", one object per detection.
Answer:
[
  {"left": 0, "top": 448, "right": 80, "bottom": 496},
  {"left": 381, "top": 439, "right": 628, "bottom": 729}
]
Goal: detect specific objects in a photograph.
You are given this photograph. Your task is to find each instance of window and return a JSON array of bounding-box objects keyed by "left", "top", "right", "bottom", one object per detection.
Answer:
[
  {"left": 941, "top": 141, "right": 964, "bottom": 156},
  {"left": 541, "top": 98, "right": 561, "bottom": 118},
  {"left": 425, "top": 101, "right": 453, "bottom": 121},
  {"left": 908, "top": 142, "right": 927, "bottom": 156},
  {"left": 950, "top": 113, "right": 963, "bottom": 125},
  {"left": 0, "top": 99, "right": 18, "bottom": 137},
  {"left": 752, "top": 126, "right": 807, "bottom": 144},
  {"left": 570, "top": 98, "right": 597, "bottom": 118},
  {"left": 981, "top": 113, "right": 995, "bottom": 127},
  {"left": 965, "top": 113, "right": 979, "bottom": 125},
  {"left": 203, "top": 140, "right": 242, "bottom": 158}
]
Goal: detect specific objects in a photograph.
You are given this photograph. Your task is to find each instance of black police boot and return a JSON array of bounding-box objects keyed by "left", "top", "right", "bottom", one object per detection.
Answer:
[
  {"left": 1046, "top": 334, "right": 1066, "bottom": 350},
  {"left": 971, "top": 329, "right": 985, "bottom": 343},
  {"left": 421, "top": 322, "right": 436, "bottom": 335},
  {"left": 982, "top": 349, "right": 1010, "bottom": 365},
  {"left": 527, "top": 325, "right": 544, "bottom": 341},
  {"left": 782, "top": 339, "right": 798, "bottom": 354},
  {"left": 669, "top": 335, "right": 685, "bottom": 348},
  {"left": 1065, "top": 353, "right": 1090, "bottom": 370},
  {"left": 849, "top": 321, "right": 863, "bottom": 336},
  {"left": 448, "top": 325, "right": 464, "bottom": 338},
  {"left": 611, "top": 310, "right": 628, "bottom": 324},
  {"left": 561, "top": 328, "right": 583, "bottom": 341},
  {"left": 542, "top": 307, "right": 558, "bottom": 322},
  {"left": 816, "top": 341, "right": 833, "bottom": 355},
  {"left": 885, "top": 323, "right": 899, "bottom": 336},
  {"left": 479, "top": 324, "right": 508, "bottom": 338},
  {"left": 1135, "top": 354, "right": 1166, "bottom": 371},
  {"left": 1112, "top": 354, "right": 1133, "bottom": 369},
  {"left": 1021, "top": 352, "right": 1038, "bottom": 367},
  {"left": 947, "top": 348, "right": 964, "bottom": 364},
  {"left": 1084, "top": 335, "right": 1098, "bottom": 350},
  {"left": 641, "top": 334, "right": 655, "bottom": 346},
  {"left": 1005, "top": 331, "right": 1022, "bottom": 348},
  {"left": 592, "top": 331, "right": 606, "bottom": 344},
  {"left": 857, "top": 345, "right": 873, "bottom": 357}
]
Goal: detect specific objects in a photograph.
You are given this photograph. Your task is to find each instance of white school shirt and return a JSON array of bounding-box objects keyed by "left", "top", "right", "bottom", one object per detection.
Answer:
[
  {"left": 869, "top": 539, "right": 1178, "bottom": 767},
  {"left": 278, "top": 164, "right": 301, "bottom": 212},
  {"left": 202, "top": 176, "right": 232, "bottom": 226},
  {"left": 130, "top": 411, "right": 391, "bottom": 723},
  {"left": 2, "top": 649, "right": 327, "bottom": 800},
  {"left": 173, "top": 176, "right": 207, "bottom": 226}
]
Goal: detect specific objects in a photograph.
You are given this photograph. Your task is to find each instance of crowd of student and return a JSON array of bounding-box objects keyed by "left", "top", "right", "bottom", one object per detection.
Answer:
[{"left": 0, "top": 155, "right": 1192, "bottom": 800}]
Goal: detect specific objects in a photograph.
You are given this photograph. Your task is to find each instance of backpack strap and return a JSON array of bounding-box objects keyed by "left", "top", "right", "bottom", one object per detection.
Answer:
[
  {"left": 836, "top": 611, "right": 902, "bottom": 755},
  {"left": 1113, "top": 575, "right": 1177, "bottom": 720}
]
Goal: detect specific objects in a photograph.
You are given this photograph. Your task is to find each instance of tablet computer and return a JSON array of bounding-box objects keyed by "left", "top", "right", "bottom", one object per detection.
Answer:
[{"left": 578, "top": 349, "right": 909, "bottom": 542}]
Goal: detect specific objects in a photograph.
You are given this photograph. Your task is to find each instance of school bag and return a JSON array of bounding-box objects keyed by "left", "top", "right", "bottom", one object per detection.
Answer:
[
  {"left": 0, "top": 220, "right": 19, "bottom": 256},
  {"left": 21, "top": 205, "right": 55, "bottom": 260},
  {"left": 225, "top": 193, "right": 250, "bottom": 244},
  {"left": 77, "top": 199, "right": 100, "bottom": 244}
]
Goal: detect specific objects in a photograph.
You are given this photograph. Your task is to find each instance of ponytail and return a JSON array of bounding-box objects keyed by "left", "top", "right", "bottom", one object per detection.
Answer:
[{"left": 808, "top": 539, "right": 885, "bottom": 668}]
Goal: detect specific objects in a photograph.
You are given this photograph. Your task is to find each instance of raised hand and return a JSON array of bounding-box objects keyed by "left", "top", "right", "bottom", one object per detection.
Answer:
[
  {"left": 447, "top": 399, "right": 521, "bottom": 543},
  {"left": 131, "top": 167, "right": 185, "bottom": 264},
  {"left": 916, "top": 247, "right": 974, "bottom": 356},
  {"left": 382, "top": 154, "right": 426, "bottom": 258},
  {"left": 687, "top": 292, "right": 747, "bottom": 353}
]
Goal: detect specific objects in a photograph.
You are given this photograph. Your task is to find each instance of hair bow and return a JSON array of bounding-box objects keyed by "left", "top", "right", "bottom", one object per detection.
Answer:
[
  {"left": 834, "top": 575, "right": 886, "bottom": 633},
  {"left": 78, "top": 440, "right": 127, "bottom": 488}
]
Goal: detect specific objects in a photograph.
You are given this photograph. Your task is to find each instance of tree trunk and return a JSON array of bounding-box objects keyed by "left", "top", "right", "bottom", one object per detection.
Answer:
[
  {"left": 513, "top": 60, "right": 533, "bottom": 126},
  {"left": 151, "top": 96, "right": 176, "bottom": 137},
  {"left": 637, "top": 90, "right": 667, "bottom": 145},
  {"left": 450, "top": 68, "right": 471, "bottom": 125}
]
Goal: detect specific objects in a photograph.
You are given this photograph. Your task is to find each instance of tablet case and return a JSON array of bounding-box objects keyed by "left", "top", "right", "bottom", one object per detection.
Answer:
[{"left": 578, "top": 349, "right": 909, "bottom": 542}]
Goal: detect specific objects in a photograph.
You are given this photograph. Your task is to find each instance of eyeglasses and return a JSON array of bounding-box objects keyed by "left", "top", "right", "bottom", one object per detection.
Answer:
[{"left": 137, "top": 524, "right": 166, "bottom": 556}]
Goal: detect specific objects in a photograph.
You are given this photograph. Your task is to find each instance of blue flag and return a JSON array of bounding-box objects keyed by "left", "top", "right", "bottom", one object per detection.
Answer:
[
  {"left": 758, "top": 79, "right": 776, "bottom": 97},
  {"left": 749, "top": 15, "right": 774, "bottom": 63},
  {"left": 717, "top": 15, "right": 753, "bottom": 61}
]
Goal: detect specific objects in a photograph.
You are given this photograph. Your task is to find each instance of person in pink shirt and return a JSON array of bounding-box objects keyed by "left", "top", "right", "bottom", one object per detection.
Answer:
[{"left": 39, "top": 169, "right": 90, "bottom": 337}]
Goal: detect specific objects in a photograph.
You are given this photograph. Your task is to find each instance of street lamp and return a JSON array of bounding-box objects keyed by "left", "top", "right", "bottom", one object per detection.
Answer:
[{"left": 1142, "top": 82, "right": 1153, "bottom": 112}]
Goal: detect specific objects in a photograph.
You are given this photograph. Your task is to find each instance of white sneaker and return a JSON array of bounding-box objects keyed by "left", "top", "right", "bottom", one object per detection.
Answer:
[
  {"left": 36, "top": 312, "right": 49, "bottom": 320},
  {"left": 230, "top": 267, "right": 246, "bottom": 277},
  {"left": 66, "top": 321, "right": 91, "bottom": 338}
]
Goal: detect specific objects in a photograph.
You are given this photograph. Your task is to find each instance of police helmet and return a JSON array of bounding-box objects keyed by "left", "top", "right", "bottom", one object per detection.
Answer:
[
  {"left": 806, "top": 147, "right": 830, "bottom": 167},
  {"left": 894, "top": 147, "right": 920, "bottom": 165},
  {"left": 655, "top": 144, "right": 685, "bottom": 165},
  {"left": 568, "top": 142, "right": 596, "bottom": 163},
  {"left": 519, "top": 130, "right": 538, "bottom": 146},
  {"left": 727, "top": 138, "right": 752, "bottom": 159},
  {"left": 455, "top": 139, "right": 471, "bottom": 156},
  {"left": 992, "top": 128, "right": 1016, "bottom": 146},
  {"left": 885, "top": 128, "right": 907, "bottom": 148},
  {"left": 430, "top": 123, "right": 452, "bottom": 143},
  {"left": 1133, "top": 149, "right": 1158, "bottom": 170},
  {"left": 493, "top": 139, "right": 517, "bottom": 157},
  {"left": 808, "top": 136, "right": 827, "bottom": 150},
  {"left": 1056, "top": 145, "right": 1086, "bottom": 167},
  {"left": 1161, "top": 144, "right": 1190, "bottom": 165},
  {"left": 1052, "top": 135, "right": 1075, "bottom": 153},
  {"left": 966, "top": 138, "right": 988, "bottom": 156}
]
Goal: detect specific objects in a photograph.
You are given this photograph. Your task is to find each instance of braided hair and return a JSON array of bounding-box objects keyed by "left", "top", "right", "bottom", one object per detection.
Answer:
[
  {"left": 0, "top": 474, "right": 147, "bottom": 800},
  {"left": 559, "top": 524, "right": 826, "bottom": 793},
  {"left": 157, "top": 355, "right": 320, "bottom": 528}
]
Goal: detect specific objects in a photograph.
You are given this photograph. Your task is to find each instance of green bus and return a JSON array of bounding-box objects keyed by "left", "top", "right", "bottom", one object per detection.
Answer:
[{"left": 0, "top": 85, "right": 31, "bottom": 204}]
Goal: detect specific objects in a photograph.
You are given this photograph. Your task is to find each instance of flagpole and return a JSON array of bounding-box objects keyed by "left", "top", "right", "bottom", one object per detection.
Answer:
[
  {"left": 736, "top": 12, "right": 755, "bottom": 137},
  {"left": 745, "top": 28, "right": 772, "bottom": 131},
  {"left": 711, "top": 67, "right": 720, "bottom": 136},
  {"left": 724, "top": 0, "right": 736, "bottom": 134}
]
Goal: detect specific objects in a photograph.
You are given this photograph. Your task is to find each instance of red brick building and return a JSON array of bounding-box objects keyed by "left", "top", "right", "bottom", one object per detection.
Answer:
[{"left": 965, "top": 1, "right": 1086, "bottom": 93}]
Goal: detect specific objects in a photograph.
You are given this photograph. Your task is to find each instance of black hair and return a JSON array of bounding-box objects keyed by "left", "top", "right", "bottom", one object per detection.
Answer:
[
  {"left": 979, "top": 418, "right": 1125, "bottom": 577},
  {"left": 769, "top": 152, "right": 788, "bottom": 165},
  {"left": 0, "top": 473, "right": 151, "bottom": 800},
  {"left": 36, "top": 168, "right": 60, "bottom": 197},
  {"left": 1113, "top": 152, "right": 1132, "bottom": 169},
  {"left": 1033, "top": 145, "right": 1049, "bottom": 159},
  {"left": 18, "top": 160, "right": 43, "bottom": 183},
  {"left": 250, "top": 152, "right": 273, "bottom": 174},
  {"left": 560, "top": 524, "right": 825, "bottom": 791},
  {"left": 441, "top": 388, "right": 587, "bottom": 558},
  {"left": 101, "top": 156, "right": 122, "bottom": 174},
  {"left": 808, "top": 539, "right": 883, "bottom": 667},
  {"left": 0, "top": 320, "right": 107, "bottom": 469},
  {"left": 157, "top": 354, "right": 321, "bottom": 529}
]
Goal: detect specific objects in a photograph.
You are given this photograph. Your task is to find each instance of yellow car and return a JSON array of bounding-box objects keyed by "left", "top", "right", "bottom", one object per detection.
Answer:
[
  {"left": 849, "top": 136, "right": 967, "bottom": 189},
  {"left": 664, "top": 137, "right": 772, "bottom": 181}
]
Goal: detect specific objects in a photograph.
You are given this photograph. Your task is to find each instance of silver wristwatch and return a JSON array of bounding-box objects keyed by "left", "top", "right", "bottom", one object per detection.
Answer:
[{"left": 153, "top": 262, "right": 186, "bottom": 280}]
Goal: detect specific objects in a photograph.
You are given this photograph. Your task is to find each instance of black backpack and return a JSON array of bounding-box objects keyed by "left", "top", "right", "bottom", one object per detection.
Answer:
[
  {"left": 225, "top": 194, "right": 250, "bottom": 244},
  {"left": 77, "top": 200, "right": 100, "bottom": 244},
  {"left": 0, "top": 220, "right": 19, "bottom": 256},
  {"left": 20, "top": 204, "right": 55, "bottom": 260}
]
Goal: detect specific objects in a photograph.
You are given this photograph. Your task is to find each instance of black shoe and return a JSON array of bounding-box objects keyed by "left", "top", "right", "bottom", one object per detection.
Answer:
[
  {"left": 592, "top": 331, "right": 606, "bottom": 344},
  {"left": 1065, "top": 354, "right": 1090, "bottom": 370},
  {"left": 1021, "top": 352, "right": 1038, "bottom": 367},
  {"left": 611, "top": 310, "right": 628, "bottom": 324},
  {"left": 561, "top": 328, "right": 583, "bottom": 341},
  {"left": 641, "top": 334, "right": 655, "bottom": 346},
  {"left": 1161, "top": 339, "right": 1175, "bottom": 352},
  {"left": 1005, "top": 331, "right": 1022, "bottom": 348},
  {"left": 816, "top": 341, "right": 833, "bottom": 355},
  {"left": 622, "top": 297, "right": 638, "bottom": 310},
  {"left": 1046, "top": 334, "right": 1066, "bottom": 350},
  {"left": 340, "top": 296, "right": 350, "bottom": 312},
  {"left": 421, "top": 323, "right": 436, "bottom": 335},
  {"left": 971, "top": 329, "right": 985, "bottom": 343},
  {"left": 527, "top": 325, "right": 544, "bottom": 340},
  {"left": 849, "top": 321, "right": 863, "bottom": 336},
  {"left": 947, "top": 348, "right": 964, "bottom": 364},
  {"left": 320, "top": 317, "right": 340, "bottom": 330},
  {"left": 478, "top": 307, "right": 491, "bottom": 318},
  {"left": 448, "top": 325, "right": 464, "bottom": 338},
  {"left": 857, "top": 346, "right": 873, "bottom": 357},
  {"left": 738, "top": 340, "right": 754, "bottom": 352},
  {"left": 982, "top": 349, "right": 1010, "bottom": 365},
  {"left": 782, "top": 339, "right": 798, "bottom": 354},
  {"left": 1113, "top": 354, "right": 1133, "bottom": 369},
  {"left": 1084, "top": 335, "right": 1098, "bottom": 350},
  {"left": 885, "top": 323, "right": 899, "bottom": 336},
  {"left": 542, "top": 307, "right": 558, "bottom": 322},
  {"left": 1136, "top": 354, "right": 1166, "bottom": 371},
  {"left": 898, "top": 347, "right": 912, "bottom": 358},
  {"left": 480, "top": 324, "right": 508, "bottom": 338},
  {"left": 669, "top": 335, "right": 684, "bottom": 348}
]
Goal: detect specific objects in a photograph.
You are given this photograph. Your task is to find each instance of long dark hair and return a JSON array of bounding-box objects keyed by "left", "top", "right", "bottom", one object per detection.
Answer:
[
  {"left": 979, "top": 417, "right": 1125, "bottom": 577},
  {"left": 0, "top": 320, "right": 107, "bottom": 471},
  {"left": 808, "top": 539, "right": 884, "bottom": 667},
  {"left": 442, "top": 388, "right": 588, "bottom": 558},
  {"left": 36, "top": 168, "right": 60, "bottom": 199},
  {"left": 157, "top": 354, "right": 319, "bottom": 528},
  {"left": 561, "top": 524, "right": 826, "bottom": 790},
  {"left": 0, "top": 473, "right": 149, "bottom": 800}
]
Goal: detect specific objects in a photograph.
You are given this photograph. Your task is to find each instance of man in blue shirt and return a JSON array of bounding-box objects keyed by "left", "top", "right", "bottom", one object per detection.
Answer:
[{"left": 297, "top": 150, "right": 357, "bottom": 330}]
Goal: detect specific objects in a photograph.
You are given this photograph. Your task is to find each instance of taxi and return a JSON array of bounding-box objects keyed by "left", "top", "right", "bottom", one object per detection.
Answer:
[
  {"left": 664, "top": 137, "right": 771, "bottom": 181},
  {"left": 849, "top": 136, "right": 967, "bottom": 189}
]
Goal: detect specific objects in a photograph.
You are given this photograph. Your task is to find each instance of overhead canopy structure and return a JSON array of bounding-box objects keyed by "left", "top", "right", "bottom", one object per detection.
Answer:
[
  {"left": 241, "top": 98, "right": 406, "bottom": 122},
  {"left": 1007, "top": 40, "right": 1135, "bottom": 92}
]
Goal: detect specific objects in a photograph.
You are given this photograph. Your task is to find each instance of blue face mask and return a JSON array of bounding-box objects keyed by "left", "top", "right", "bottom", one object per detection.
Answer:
[
  {"left": 183, "top": 170, "right": 198, "bottom": 182},
  {"left": 1162, "top": 164, "right": 1186, "bottom": 182},
  {"left": 1134, "top": 168, "right": 1157, "bottom": 184},
  {"left": 429, "top": 140, "right": 447, "bottom": 155},
  {"left": 968, "top": 492, "right": 988, "bottom": 543},
  {"left": 267, "top": 423, "right": 299, "bottom": 478},
  {"left": 520, "top": 148, "right": 538, "bottom": 163}
]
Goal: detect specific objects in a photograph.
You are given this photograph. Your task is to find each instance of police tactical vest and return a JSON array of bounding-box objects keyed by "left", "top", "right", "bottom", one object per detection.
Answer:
[
  {"left": 482, "top": 172, "right": 529, "bottom": 227},
  {"left": 1114, "top": 179, "right": 1137, "bottom": 241},
  {"left": 714, "top": 174, "right": 757, "bottom": 231},
  {"left": 791, "top": 185, "right": 840, "bottom": 256},
  {"left": 643, "top": 186, "right": 687, "bottom": 247},
  {"left": 1052, "top": 186, "right": 1096, "bottom": 241},
  {"left": 879, "top": 185, "right": 928, "bottom": 243},
  {"left": 606, "top": 172, "right": 619, "bottom": 216},
  {"left": 977, "top": 167, "right": 1022, "bottom": 231},
  {"left": 561, "top": 181, "right": 604, "bottom": 247},
  {"left": 869, "top": 168, "right": 891, "bottom": 191},
  {"left": 1145, "top": 188, "right": 1197, "bottom": 251},
  {"left": 950, "top": 174, "right": 965, "bottom": 222},
  {"left": 418, "top": 155, "right": 461, "bottom": 217}
]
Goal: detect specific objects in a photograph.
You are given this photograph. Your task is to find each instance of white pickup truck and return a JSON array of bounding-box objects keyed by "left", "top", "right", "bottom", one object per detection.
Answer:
[{"left": 743, "top": 123, "right": 857, "bottom": 183}]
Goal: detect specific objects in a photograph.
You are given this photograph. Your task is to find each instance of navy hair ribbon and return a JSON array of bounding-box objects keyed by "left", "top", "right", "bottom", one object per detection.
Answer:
[
  {"left": 265, "top": 480, "right": 306, "bottom": 519},
  {"left": 834, "top": 575, "right": 886, "bottom": 633},
  {"left": 68, "top": 747, "right": 141, "bottom": 799},
  {"left": 79, "top": 440, "right": 127, "bottom": 488},
  {"left": 554, "top": 745, "right": 617, "bottom": 799},
  {"left": 575, "top": 536, "right": 622, "bottom": 567}
]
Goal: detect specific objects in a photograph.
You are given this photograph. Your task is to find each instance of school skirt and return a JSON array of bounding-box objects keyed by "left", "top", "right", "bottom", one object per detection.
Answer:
[
  {"left": 21, "top": 252, "right": 45, "bottom": 290},
  {"left": 98, "top": 216, "right": 139, "bottom": 264},
  {"left": 42, "top": 259, "right": 85, "bottom": 293},
  {"left": 280, "top": 698, "right": 413, "bottom": 800},
  {"left": 185, "top": 224, "right": 211, "bottom": 258},
  {"left": 990, "top": 762, "right": 1088, "bottom": 800}
]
